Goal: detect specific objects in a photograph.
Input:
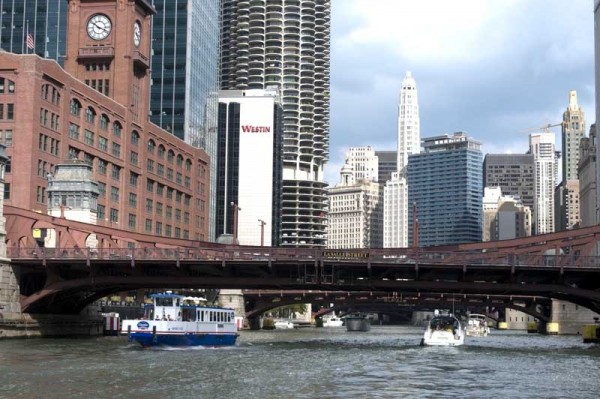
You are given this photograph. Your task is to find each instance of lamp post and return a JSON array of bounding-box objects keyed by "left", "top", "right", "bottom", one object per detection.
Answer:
[
  {"left": 258, "top": 219, "right": 266, "bottom": 246},
  {"left": 231, "top": 202, "right": 241, "bottom": 245}
]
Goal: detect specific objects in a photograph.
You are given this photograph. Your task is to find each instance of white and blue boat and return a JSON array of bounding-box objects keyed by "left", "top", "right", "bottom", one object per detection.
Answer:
[{"left": 121, "top": 292, "right": 239, "bottom": 347}]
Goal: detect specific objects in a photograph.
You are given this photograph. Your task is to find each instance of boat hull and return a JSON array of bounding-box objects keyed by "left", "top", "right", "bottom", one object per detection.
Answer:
[
  {"left": 422, "top": 331, "right": 464, "bottom": 346},
  {"left": 128, "top": 331, "right": 238, "bottom": 347},
  {"left": 345, "top": 317, "right": 370, "bottom": 332}
]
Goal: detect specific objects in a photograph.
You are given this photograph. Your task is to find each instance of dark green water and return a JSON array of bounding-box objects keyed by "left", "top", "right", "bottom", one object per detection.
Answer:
[{"left": 0, "top": 326, "right": 598, "bottom": 399}]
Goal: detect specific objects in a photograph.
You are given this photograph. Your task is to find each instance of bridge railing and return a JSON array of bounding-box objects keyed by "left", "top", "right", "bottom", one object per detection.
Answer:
[{"left": 6, "top": 246, "right": 600, "bottom": 268}]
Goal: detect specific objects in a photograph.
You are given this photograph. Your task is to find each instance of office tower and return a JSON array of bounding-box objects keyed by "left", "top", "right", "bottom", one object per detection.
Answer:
[
  {"left": 327, "top": 162, "right": 382, "bottom": 249},
  {"left": 375, "top": 150, "right": 397, "bottom": 183},
  {"left": 220, "top": 0, "right": 330, "bottom": 247},
  {"left": 345, "top": 146, "right": 378, "bottom": 182},
  {"left": 1, "top": 0, "right": 211, "bottom": 241},
  {"left": 408, "top": 133, "right": 483, "bottom": 247},
  {"left": 578, "top": 124, "right": 596, "bottom": 227},
  {"left": 150, "top": 0, "right": 221, "bottom": 241},
  {"left": 384, "top": 72, "right": 420, "bottom": 248},
  {"left": 529, "top": 132, "right": 557, "bottom": 234},
  {"left": 483, "top": 154, "right": 535, "bottom": 216},
  {"left": 216, "top": 88, "right": 283, "bottom": 246},
  {"left": 555, "top": 91, "right": 585, "bottom": 231},
  {"left": 482, "top": 187, "right": 531, "bottom": 242},
  {"left": 0, "top": 0, "right": 67, "bottom": 64}
]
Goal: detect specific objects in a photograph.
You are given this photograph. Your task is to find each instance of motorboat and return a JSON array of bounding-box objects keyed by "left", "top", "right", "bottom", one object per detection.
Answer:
[
  {"left": 121, "top": 292, "right": 239, "bottom": 347},
  {"left": 274, "top": 319, "right": 295, "bottom": 329},
  {"left": 345, "top": 314, "right": 371, "bottom": 332},
  {"left": 465, "top": 313, "right": 490, "bottom": 337},
  {"left": 421, "top": 313, "right": 465, "bottom": 346},
  {"left": 322, "top": 316, "right": 343, "bottom": 327}
]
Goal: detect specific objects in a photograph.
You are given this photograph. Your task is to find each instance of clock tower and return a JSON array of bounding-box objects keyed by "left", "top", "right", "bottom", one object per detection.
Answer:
[{"left": 64, "top": 0, "right": 155, "bottom": 122}]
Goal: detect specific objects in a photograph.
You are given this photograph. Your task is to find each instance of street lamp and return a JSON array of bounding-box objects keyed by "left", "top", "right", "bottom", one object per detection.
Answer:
[
  {"left": 258, "top": 219, "right": 266, "bottom": 246},
  {"left": 231, "top": 202, "right": 241, "bottom": 245}
]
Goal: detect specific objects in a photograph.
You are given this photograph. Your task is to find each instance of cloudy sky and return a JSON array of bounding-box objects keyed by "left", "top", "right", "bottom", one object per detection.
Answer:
[{"left": 324, "top": 0, "right": 595, "bottom": 184}]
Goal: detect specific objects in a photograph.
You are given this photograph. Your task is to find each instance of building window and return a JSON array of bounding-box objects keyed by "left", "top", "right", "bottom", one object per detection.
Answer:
[
  {"left": 128, "top": 192, "right": 137, "bottom": 207},
  {"left": 157, "top": 145, "right": 165, "bottom": 159},
  {"left": 2, "top": 129, "right": 13, "bottom": 146},
  {"left": 130, "top": 151, "right": 139, "bottom": 166},
  {"left": 0, "top": 78, "right": 15, "bottom": 94},
  {"left": 145, "top": 219, "right": 152, "bottom": 233},
  {"left": 36, "top": 186, "right": 46, "bottom": 203},
  {"left": 157, "top": 163, "right": 164, "bottom": 176},
  {"left": 131, "top": 130, "right": 140, "bottom": 145},
  {"left": 84, "top": 129, "right": 94, "bottom": 146},
  {"left": 85, "top": 107, "right": 96, "bottom": 124},
  {"left": 130, "top": 172, "right": 139, "bottom": 187},
  {"left": 112, "top": 142, "right": 121, "bottom": 158},
  {"left": 110, "top": 186, "right": 119, "bottom": 201},
  {"left": 69, "top": 123, "right": 80, "bottom": 140},
  {"left": 155, "top": 222, "right": 162, "bottom": 235},
  {"left": 146, "top": 199, "right": 153, "bottom": 213},
  {"left": 156, "top": 202, "right": 163, "bottom": 216},
  {"left": 166, "top": 205, "right": 172, "bottom": 219},
  {"left": 167, "top": 150, "right": 175, "bottom": 164},
  {"left": 97, "top": 204, "right": 105, "bottom": 220},
  {"left": 98, "top": 182, "right": 106, "bottom": 197},
  {"left": 70, "top": 99, "right": 82, "bottom": 116},
  {"left": 98, "top": 159, "right": 107, "bottom": 175},
  {"left": 98, "top": 136, "right": 108, "bottom": 152},
  {"left": 100, "top": 114, "right": 109, "bottom": 130},
  {"left": 110, "top": 208, "right": 119, "bottom": 223},
  {"left": 112, "top": 121, "right": 122, "bottom": 137},
  {"left": 156, "top": 183, "right": 164, "bottom": 196},
  {"left": 148, "top": 139, "right": 155, "bottom": 154},
  {"left": 165, "top": 224, "right": 172, "bottom": 237},
  {"left": 185, "top": 159, "right": 192, "bottom": 172},
  {"left": 147, "top": 159, "right": 154, "bottom": 173},
  {"left": 146, "top": 178, "right": 154, "bottom": 193},
  {"left": 112, "top": 165, "right": 121, "bottom": 180}
]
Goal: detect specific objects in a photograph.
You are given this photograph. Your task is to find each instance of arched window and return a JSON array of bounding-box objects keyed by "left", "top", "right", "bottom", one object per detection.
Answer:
[
  {"left": 157, "top": 144, "right": 166, "bottom": 159},
  {"left": 131, "top": 130, "right": 140, "bottom": 145},
  {"left": 113, "top": 121, "right": 122, "bottom": 137},
  {"left": 148, "top": 139, "right": 156, "bottom": 154},
  {"left": 167, "top": 149, "right": 175, "bottom": 164},
  {"left": 100, "top": 114, "right": 110, "bottom": 130},
  {"left": 85, "top": 106, "right": 96, "bottom": 124},
  {"left": 185, "top": 159, "right": 192, "bottom": 172},
  {"left": 176, "top": 154, "right": 184, "bottom": 167},
  {"left": 70, "top": 98, "right": 82, "bottom": 116}
]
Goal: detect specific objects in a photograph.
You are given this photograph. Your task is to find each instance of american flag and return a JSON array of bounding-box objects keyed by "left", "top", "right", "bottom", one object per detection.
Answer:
[{"left": 26, "top": 33, "right": 34, "bottom": 50}]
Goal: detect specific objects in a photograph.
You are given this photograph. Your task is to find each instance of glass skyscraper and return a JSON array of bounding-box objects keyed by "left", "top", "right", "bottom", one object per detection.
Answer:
[
  {"left": 408, "top": 133, "right": 483, "bottom": 247},
  {"left": 0, "top": 0, "right": 67, "bottom": 64},
  {"left": 150, "top": 0, "right": 221, "bottom": 241}
]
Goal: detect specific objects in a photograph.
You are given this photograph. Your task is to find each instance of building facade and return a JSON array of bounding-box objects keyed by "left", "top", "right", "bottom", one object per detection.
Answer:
[
  {"left": 327, "top": 162, "right": 382, "bottom": 249},
  {"left": 220, "top": 0, "right": 330, "bottom": 247},
  {"left": 0, "top": 0, "right": 68, "bottom": 64},
  {"left": 0, "top": 1, "right": 210, "bottom": 241},
  {"left": 408, "top": 133, "right": 483, "bottom": 247},
  {"left": 216, "top": 88, "right": 283, "bottom": 246},
  {"left": 375, "top": 150, "right": 396, "bottom": 183},
  {"left": 483, "top": 154, "right": 535, "bottom": 215},
  {"left": 344, "top": 146, "right": 378, "bottom": 183},
  {"left": 482, "top": 187, "right": 531, "bottom": 242},
  {"left": 578, "top": 124, "right": 596, "bottom": 227},
  {"left": 529, "top": 132, "right": 557, "bottom": 234}
]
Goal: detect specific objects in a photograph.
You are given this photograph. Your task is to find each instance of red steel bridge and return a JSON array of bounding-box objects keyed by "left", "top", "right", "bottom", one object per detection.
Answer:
[{"left": 5, "top": 206, "right": 600, "bottom": 315}]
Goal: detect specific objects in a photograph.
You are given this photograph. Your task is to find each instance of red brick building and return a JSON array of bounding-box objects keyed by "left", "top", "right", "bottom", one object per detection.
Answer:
[{"left": 0, "top": 0, "right": 210, "bottom": 241}]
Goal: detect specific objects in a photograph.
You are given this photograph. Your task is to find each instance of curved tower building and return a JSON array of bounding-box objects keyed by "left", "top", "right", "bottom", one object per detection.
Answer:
[{"left": 221, "top": 0, "right": 331, "bottom": 247}]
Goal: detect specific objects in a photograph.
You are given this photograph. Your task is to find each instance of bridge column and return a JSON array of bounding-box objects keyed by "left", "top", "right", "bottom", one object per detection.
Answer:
[
  {"left": 315, "top": 317, "right": 323, "bottom": 328},
  {"left": 247, "top": 316, "right": 261, "bottom": 330},
  {"left": 0, "top": 263, "right": 21, "bottom": 317}
]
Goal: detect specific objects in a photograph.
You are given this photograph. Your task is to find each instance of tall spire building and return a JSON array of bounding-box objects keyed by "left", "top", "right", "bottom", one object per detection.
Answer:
[
  {"left": 384, "top": 72, "right": 420, "bottom": 248},
  {"left": 220, "top": 0, "right": 331, "bottom": 247}
]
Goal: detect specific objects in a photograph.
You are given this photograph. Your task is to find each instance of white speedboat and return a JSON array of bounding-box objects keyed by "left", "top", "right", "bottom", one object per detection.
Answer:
[
  {"left": 274, "top": 319, "right": 295, "bottom": 329},
  {"left": 465, "top": 314, "right": 490, "bottom": 337},
  {"left": 421, "top": 314, "right": 465, "bottom": 346},
  {"left": 322, "top": 316, "right": 343, "bottom": 327}
]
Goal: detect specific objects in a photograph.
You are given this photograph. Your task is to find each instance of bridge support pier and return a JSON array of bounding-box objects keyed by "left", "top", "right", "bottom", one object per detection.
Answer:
[
  {"left": 247, "top": 316, "right": 261, "bottom": 330},
  {"left": 0, "top": 263, "right": 22, "bottom": 318},
  {"left": 315, "top": 317, "right": 323, "bottom": 328}
]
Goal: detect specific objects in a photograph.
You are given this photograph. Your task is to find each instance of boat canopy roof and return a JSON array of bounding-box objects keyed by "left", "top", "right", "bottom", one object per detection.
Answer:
[{"left": 150, "top": 292, "right": 185, "bottom": 299}]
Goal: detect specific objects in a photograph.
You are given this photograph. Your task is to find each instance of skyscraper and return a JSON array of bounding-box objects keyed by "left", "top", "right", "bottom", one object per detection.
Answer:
[
  {"left": 0, "top": 0, "right": 67, "bottom": 64},
  {"left": 220, "top": 0, "right": 330, "bottom": 247},
  {"left": 344, "top": 146, "right": 378, "bottom": 183},
  {"left": 384, "top": 72, "right": 420, "bottom": 248},
  {"left": 150, "top": 0, "right": 221, "bottom": 241},
  {"left": 578, "top": 124, "right": 596, "bottom": 227},
  {"left": 483, "top": 154, "right": 535, "bottom": 214},
  {"left": 375, "top": 150, "right": 397, "bottom": 183},
  {"left": 529, "top": 132, "right": 557, "bottom": 234},
  {"left": 408, "top": 133, "right": 483, "bottom": 247}
]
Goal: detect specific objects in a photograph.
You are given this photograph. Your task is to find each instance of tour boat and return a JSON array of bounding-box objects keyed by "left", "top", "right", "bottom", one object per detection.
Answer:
[
  {"left": 465, "top": 313, "right": 490, "bottom": 337},
  {"left": 121, "top": 292, "right": 239, "bottom": 347},
  {"left": 421, "top": 313, "right": 465, "bottom": 346}
]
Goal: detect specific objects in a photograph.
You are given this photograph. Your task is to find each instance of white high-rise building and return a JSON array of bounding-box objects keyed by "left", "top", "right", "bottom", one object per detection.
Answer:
[
  {"left": 345, "top": 147, "right": 379, "bottom": 183},
  {"left": 384, "top": 71, "right": 420, "bottom": 248},
  {"left": 530, "top": 132, "right": 557, "bottom": 234}
]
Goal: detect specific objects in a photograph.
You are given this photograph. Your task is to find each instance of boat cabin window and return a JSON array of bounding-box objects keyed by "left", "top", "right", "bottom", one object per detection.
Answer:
[{"left": 155, "top": 297, "right": 174, "bottom": 307}]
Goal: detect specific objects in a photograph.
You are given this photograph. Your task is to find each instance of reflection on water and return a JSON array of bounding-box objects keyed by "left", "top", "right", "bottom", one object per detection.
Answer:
[{"left": 0, "top": 326, "right": 599, "bottom": 399}]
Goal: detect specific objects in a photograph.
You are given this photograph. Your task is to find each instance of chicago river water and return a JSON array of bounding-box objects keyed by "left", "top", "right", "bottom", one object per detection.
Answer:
[{"left": 1, "top": 326, "right": 599, "bottom": 399}]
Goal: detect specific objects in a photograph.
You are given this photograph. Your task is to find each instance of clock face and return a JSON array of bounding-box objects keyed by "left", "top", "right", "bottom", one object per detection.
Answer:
[
  {"left": 87, "top": 14, "right": 112, "bottom": 41},
  {"left": 133, "top": 22, "right": 141, "bottom": 47}
]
